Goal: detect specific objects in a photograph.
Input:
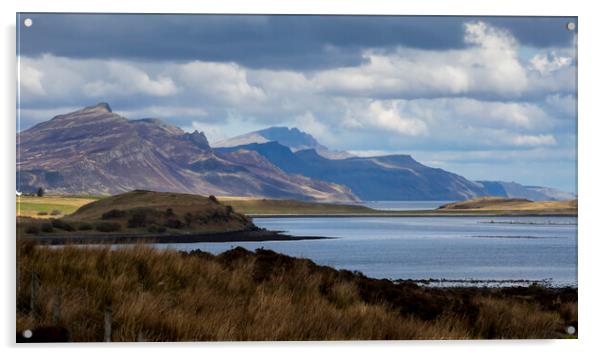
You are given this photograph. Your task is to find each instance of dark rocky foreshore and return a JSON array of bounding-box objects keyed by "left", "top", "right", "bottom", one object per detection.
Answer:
[{"left": 21, "top": 229, "right": 328, "bottom": 245}]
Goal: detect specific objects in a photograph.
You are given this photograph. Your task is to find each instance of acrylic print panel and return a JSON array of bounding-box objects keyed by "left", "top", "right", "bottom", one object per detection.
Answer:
[{"left": 16, "top": 13, "right": 577, "bottom": 342}]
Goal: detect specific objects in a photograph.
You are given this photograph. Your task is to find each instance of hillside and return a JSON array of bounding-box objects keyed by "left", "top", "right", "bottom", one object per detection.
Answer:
[
  {"left": 218, "top": 197, "right": 378, "bottom": 215},
  {"left": 217, "top": 142, "right": 488, "bottom": 201},
  {"left": 438, "top": 197, "right": 578, "bottom": 214},
  {"left": 18, "top": 190, "right": 259, "bottom": 239},
  {"left": 17, "top": 104, "right": 357, "bottom": 202},
  {"left": 17, "top": 243, "right": 577, "bottom": 341}
]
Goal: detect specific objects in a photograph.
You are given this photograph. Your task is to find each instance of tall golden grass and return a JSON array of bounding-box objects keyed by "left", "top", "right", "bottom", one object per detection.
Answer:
[{"left": 16, "top": 240, "right": 577, "bottom": 341}]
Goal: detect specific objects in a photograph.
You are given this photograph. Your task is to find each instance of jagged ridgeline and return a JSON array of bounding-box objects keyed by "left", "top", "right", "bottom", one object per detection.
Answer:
[
  {"left": 17, "top": 103, "right": 574, "bottom": 201},
  {"left": 16, "top": 104, "right": 356, "bottom": 202}
]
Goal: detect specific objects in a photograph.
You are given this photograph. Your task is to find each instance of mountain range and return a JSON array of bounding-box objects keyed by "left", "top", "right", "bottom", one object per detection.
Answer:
[
  {"left": 17, "top": 104, "right": 356, "bottom": 202},
  {"left": 17, "top": 103, "right": 574, "bottom": 202}
]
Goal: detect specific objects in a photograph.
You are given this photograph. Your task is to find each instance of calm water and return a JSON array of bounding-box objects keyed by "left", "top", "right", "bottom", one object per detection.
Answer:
[
  {"left": 361, "top": 200, "right": 453, "bottom": 210},
  {"left": 155, "top": 215, "right": 578, "bottom": 287}
]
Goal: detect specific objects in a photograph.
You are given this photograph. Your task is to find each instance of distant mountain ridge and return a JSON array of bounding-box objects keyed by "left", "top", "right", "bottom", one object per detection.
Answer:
[
  {"left": 475, "top": 181, "right": 575, "bottom": 201},
  {"left": 216, "top": 142, "right": 489, "bottom": 201},
  {"left": 17, "top": 104, "right": 357, "bottom": 202},
  {"left": 216, "top": 140, "right": 575, "bottom": 201},
  {"left": 214, "top": 127, "right": 354, "bottom": 160}
]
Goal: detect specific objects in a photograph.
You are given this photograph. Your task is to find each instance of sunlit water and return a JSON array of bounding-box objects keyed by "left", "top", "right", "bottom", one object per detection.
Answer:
[
  {"left": 154, "top": 214, "right": 577, "bottom": 287},
  {"left": 360, "top": 200, "right": 453, "bottom": 210}
]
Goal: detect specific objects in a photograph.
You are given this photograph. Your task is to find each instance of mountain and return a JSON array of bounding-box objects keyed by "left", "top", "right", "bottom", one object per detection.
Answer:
[
  {"left": 217, "top": 142, "right": 489, "bottom": 201},
  {"left": 476, "top": 181, "right": 576, "bottom": 201},
  {"left": 214, "top": 126, "right": 354, "bottom": 160},
  {"left": 216, "top": 127, "right": 575, "bottom": 201},
  {"left": 17, "top": 104, "right": 358, "bottom": 202}
]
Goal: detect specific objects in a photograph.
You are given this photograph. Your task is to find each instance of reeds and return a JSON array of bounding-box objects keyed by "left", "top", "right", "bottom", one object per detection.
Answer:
[{"left": 16, "top": 240, "right": 577, "bottom": 341}]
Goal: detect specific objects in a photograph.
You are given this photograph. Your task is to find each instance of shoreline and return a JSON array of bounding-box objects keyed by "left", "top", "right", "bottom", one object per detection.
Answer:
[
  {"left": 249, "top": 212, "right": 577, "bottom": 218},
  {"left": 21, "top": 229, "right": 329, "bottom": 245}
]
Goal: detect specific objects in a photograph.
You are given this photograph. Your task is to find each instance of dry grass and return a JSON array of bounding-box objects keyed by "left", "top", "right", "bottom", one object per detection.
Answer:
[
  {"left": 438, "top": 197, "right": 577, "bottom": 214},
  {"left": 16, "top": 241, "right": 577, "bottom": 341},
  {"left": 219, "top": 198, "right": 377, "bottom": 215},
  {"left": 17, "top": 196, "right": 99, "bottom": 218}
]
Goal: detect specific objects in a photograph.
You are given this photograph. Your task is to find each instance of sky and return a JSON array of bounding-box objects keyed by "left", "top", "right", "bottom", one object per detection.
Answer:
[{"left": 17, "top": 14, "right": 577, "bottom": 192}]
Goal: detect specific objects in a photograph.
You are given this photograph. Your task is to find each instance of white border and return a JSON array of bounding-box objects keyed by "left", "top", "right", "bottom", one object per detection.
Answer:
[{"left": 2, "top": 0, "right": 601, "bottom": 355}]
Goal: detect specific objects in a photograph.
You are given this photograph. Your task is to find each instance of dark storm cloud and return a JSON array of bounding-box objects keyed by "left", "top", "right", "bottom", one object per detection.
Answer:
[{"left": 18, "top": 14, "right": 576, "bottom": 70}]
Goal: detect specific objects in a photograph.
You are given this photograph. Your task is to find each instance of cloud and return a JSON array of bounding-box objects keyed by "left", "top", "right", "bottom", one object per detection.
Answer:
[
  {"left": 19, "top": 14, "right": 576, "bottom": 70},
  {"left": 341, "top": 100, "right": 428, "bottom": 136},
  {"left": 313, "top": 21, "right": 533, "bottom": 99},
  {"left": 544, "top": 94, "right": 576, "bottom": 118},
  {"left": 116, "top": 106, "right": 207, "bottom": 120},
  {"left": 510, "top": 134, "right": 556, "bottom": 146},
  {"left": 18, "top": 51, "right": 566, "bottom": 150},
  {"left": 19, "top": 63, "right": 45, "bottom": 96},
  {"left": 84, "top": 62, "right": 178, "bottom": 97},
  {"left": 529, "top": 52, "right": 572, "bottom": 74},
  {"left": 174, "top": 61, "right": 266, "bottom": 106}
]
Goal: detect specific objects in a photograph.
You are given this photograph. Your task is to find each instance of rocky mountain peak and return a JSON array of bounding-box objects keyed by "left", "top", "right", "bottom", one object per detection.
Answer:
[
  {"left": 184, "top": 130, "right": 210, "bottom": 149},
  {"left": 84, "top": 102, "right": 112, "bottom": 113}
]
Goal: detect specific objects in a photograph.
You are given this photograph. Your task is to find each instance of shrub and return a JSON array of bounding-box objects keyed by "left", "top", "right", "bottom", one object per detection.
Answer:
[
  {"left": 164, "top": 218, "right": 184, "bottom": 229},
  {"left": 78, "top": 223, "right": 93, "bottom": 231},
  {"left": 37, "top": 211, "right": 48, "bottom": 216},
  {"left": 25, "top": 225, "right": 40, "bottom": 234},
  {"left": 147, "top": 225, "right": 167, "bottom": 234},
  {"left": 127, "top": 210, "right": 148, "bottom": 228},
  {"left": 184, "top": 213, "right": 194, "bottom": 227},
  {"left": 226, "top": 205, "right": 234, "bottom": 215},
  {"left": 209, "top": 195, "right": 219, "bottom": 203},
  {"left": 40, "top": 223, "right": 54, "bottom": 233},
  {"left": 50, "top": 210, "right": 62, "bottom": 216},
  {"left": 101, "top": 209, "right": 126, "bottom": 220},
  {"left": 95, "top": 222, "right": 121, "bottom": 232},
  {"left": 51, "top": 219, "right": 75, "bottom": 232},
  {"left": 165, "top": 208, "right": 174, "bottom": 218},
  {"left": 36, "top": 187, "right": 45, "bottom": 197}
]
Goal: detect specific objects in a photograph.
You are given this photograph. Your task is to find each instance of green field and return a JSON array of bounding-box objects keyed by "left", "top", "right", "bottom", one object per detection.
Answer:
[{"left": 17, "top": 196, "right": 101, "bottom": 218}]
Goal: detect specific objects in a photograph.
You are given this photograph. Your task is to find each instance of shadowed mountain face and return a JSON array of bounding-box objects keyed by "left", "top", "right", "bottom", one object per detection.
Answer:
[
  {"left": 214, "top": 126, "right": 354, "bottom": 160},
  {"left": 217, "top": 142, "right": 489, "bottom": 201},
  {"left": 17, "top": 104, "right": 358, "bottom": 202},
  {"left": 475, "top": 181, "right": 575, "bottom": 201}
]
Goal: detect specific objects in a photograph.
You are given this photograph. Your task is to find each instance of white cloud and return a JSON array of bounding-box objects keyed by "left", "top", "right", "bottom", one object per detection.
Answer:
[
  {"left": 183, "top": 121, "right": 227, "bottom": 143},
  {"left": 116, "top": 106, "right": 207, "bottom": 120},
  {"left": 84, "top": 61, "right": 178, "bottom": 97},
  {"left": 292, "top": 111, "right": 338, "bottom": 146},
  {"left": 510, "top": 134, "right": 556, "bottom": 146},
  {"left": 464, "top": 21, "right": 517, "bottom": 50},
  {"left": 313, "top": 21, "right": 531, "bottom": 99},
  {"left": 174, "top": 61, "right": 266, "bottom": 106},
  {"left": 19, "top": 63, "right": 46, "bottom": 96},
  {"left": 17, "top": 21, "right": 574, "bottom": 153},
  {"left": 341, "top": 100, "right": 428, "bottom": 136},
  {"left": 529, "top": 52, "right": 572, "bottom": 74}
]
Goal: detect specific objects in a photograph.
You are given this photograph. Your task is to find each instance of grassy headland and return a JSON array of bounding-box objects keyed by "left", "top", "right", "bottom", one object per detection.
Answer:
[
  {"left": 17, "top": 191, "right": 296, "bottom": 244},
  {"left": 16, "top": 241, "right": 577, "bottom": 341},
  {"left": 438, "top": 197, "right": 577, "bottom": 214}
]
